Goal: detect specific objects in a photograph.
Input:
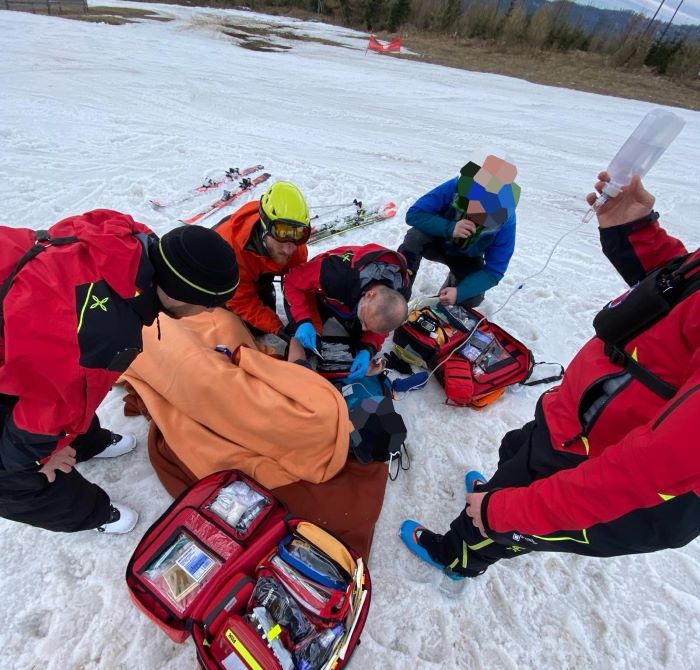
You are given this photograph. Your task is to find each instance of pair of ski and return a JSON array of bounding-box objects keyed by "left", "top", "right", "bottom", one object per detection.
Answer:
[
  {"left": 150, "top": 165, "right": 271, "bottom": 225},
  {"left": 150, "top": 164, "right": 396, "bottom": 239},
  {"left": 179, "top": 190, "right": 396, "bottom": 242},
  {"left": 179, "top": 172, "right": 271, "bottom": 225},
  {"left": 308, "top": 201, "right": 397, "bottom": 244},
  {"left": 150, "top": 164, "right": 266, "bottom": 210}
]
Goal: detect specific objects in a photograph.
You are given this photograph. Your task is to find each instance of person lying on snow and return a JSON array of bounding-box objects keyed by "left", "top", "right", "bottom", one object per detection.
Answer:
[
  {"left": 122, "top": 311, "right": 402, "bottom": 559},
  {"left": 0, "top": 212, "right": 239, "bottom": 535},
  {"left": 401, "top": 172, "right": 700, "bottom": 579},
  {"left": 121, "top": 307, "right": 352, "bottom": 492},
  {"left": 283, "top": 244, "right": 410, "bottom": 381}
]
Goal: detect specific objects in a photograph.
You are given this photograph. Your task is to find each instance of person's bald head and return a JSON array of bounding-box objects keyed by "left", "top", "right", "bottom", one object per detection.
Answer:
[{"left": 357, "top": 284, "right": 408, "bottom": 334}]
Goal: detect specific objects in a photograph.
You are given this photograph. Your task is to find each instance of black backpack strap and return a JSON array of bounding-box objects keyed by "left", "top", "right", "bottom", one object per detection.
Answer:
[
  {"left": 595, "top": 252, "right": 699, "bottom": 402},
  {"left": 606, "top": 344, "right": 677, "bottom": 401},
  {"left": 0, "top": 231, "right": 79, "bottom": 333},
  {"left": 521, "top": 361, "right": 564, "bottom": 387}
]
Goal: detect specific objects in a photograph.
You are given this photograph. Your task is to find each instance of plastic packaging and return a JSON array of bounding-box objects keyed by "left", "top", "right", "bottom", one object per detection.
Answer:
[
  {"left": 585, "top": 108, "right": 685, "bottom": 221},
  {"left": 142, "top": 533, "right": 221, "bottom": 612},
  {"left": 208, "top": 481, "right": 269, "bottom": 533},
  {"left": 282, "top": 537, "right": 349, "bottom": 588},
  {"left": 248, "top": 607, "right": 295, "bottom": 670},
  {"left": 252, "top": 576, "right": 316, "bottom": 643},
  {"left": 294, "top": 624, "right": 345, "bottom": 670}
]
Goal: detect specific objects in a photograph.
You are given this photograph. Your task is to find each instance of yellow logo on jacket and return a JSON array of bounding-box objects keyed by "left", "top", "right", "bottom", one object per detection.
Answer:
[{"left": 90, "top": 295, "right": 109, "bottom": 312}]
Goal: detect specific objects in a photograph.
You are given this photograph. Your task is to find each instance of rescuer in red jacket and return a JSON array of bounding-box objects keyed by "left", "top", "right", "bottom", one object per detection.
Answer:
[
  {"left": 400, "top": 173, "right": 700, "bottom": 578},
  {"left": 215, "top": 181, "right": 309, "bottom": 336},
  {"left": 0, "top": 210, "right": 239, "bottom": 535},
  {"left": 283, "top": 244, "right": 410, "bottom": 380}
]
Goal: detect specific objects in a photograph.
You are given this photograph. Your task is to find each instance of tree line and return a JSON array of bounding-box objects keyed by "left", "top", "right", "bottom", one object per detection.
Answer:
[{"left": 244, "top": 0, "right": 700, "bottom": 82}]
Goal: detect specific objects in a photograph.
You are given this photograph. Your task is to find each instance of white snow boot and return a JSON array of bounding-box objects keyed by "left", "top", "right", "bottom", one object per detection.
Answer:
[
  {"left": 96, "top": 503, "right": 138, "bottom": 534},
  {"left": 95, "top": 432, "right": 136, "bottom": 459}
]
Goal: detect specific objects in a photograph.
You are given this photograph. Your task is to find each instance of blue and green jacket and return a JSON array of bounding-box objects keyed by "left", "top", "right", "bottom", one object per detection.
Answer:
[{"left": 406, "top": 177, "right": 516, "bottom": 302}]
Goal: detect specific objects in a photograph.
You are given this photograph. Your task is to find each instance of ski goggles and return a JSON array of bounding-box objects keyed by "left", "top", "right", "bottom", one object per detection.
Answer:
[
  {"left": 268, "top": 219, "right": 311, "bottom": 245},
  {"left": 260, "top": 209, "right": 310, "bottom": 245}
]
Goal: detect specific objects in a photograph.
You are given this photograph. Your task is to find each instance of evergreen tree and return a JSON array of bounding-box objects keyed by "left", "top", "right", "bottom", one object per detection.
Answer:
[
  {"left": 388, "top": 0, "right": 411, "bottom": 31},
  {"left": 440, "top": 0, "right": 462, "bottom": 32}
]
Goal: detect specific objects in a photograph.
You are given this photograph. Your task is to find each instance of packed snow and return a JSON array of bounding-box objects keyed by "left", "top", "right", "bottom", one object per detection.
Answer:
[{"left": 1, "top": 3, "right": 699, "bottom": 668}]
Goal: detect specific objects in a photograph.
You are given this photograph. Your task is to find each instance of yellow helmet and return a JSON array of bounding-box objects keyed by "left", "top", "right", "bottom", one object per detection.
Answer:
[{"left": 260, "top": 181, "right": 310, "bottom": 227}]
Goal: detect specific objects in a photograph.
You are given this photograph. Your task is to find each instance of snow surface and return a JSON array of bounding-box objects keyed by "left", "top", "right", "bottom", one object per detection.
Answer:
[{"left": 1, "top": 4, "right": 699, "bottom": 668}]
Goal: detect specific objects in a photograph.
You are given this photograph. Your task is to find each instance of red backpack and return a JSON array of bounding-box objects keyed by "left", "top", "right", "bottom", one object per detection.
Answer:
[{"left": 393, "top": 303, "right": 562, "bottom": 408}]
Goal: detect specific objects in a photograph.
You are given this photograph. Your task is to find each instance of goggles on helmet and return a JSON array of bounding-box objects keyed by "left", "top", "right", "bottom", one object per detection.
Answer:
[
  {"left": 268, "top": 219, "right": 311, "bottom": 245},
  {"left": 260, "top": 208, "right": 310, "bottom": 245}
]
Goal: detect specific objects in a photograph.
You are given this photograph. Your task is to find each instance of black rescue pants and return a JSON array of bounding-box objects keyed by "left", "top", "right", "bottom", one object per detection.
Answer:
[
  {"left": 398, "top": 228, "right": 485, "bottom": 307},
  {"left": 0, "top": 411, "right": 113, "bottom": 533},
  {"left": 432, "top": 400, "right": 700, "bottom": 577}
]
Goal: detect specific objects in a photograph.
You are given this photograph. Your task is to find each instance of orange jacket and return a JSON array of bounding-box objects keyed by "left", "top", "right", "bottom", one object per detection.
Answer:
[
  {"left": 121, "top": 309, "right": 350, "bottom": 489},
  {"left": 216, "top": 201, "right": 307, "bottom": 334}
]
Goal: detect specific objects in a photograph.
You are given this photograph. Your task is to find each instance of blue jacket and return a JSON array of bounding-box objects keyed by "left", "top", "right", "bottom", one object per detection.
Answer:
[{"left": 406, "top": 177, "right": 516, "bottom": 302}]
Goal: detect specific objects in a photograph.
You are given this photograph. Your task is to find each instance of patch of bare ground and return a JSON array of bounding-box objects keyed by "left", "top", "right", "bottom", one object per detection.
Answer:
[
  {"left": 191, "top": 3, "right": 700, "bottom": 111},
  {"left": 219, "top": 21, "right": 343, "bottom": 51},
  {"left": 5, "top": 5, "right": 172, "bottom": 24},
  {"left": 29, "top": 0, "right": 700, "bottom": 110},
  {"left": 393, "top": 32, "right": 700, "bottom": 111}
]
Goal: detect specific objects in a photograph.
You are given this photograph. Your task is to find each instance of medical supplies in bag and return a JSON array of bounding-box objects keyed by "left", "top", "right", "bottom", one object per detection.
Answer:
[
  {"left": 393, "top": 303, "right": 561, "bottom": 407},
  {"left": 126, "top": 470, "right": 370, "bottom": 669}
]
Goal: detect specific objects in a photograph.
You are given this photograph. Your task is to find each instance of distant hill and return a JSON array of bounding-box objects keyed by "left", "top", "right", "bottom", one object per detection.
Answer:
[{"left": 518, "top": 0, "right": 700, "bottom": 42}]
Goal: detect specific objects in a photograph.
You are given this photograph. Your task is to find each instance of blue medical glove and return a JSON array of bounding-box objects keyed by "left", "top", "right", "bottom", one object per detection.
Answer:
[
  {"left": 346, "top": 349, "right": 371, "bottom": 381},
  {"left": 294, "top": 322, "right": 319, "bottom": 352}
]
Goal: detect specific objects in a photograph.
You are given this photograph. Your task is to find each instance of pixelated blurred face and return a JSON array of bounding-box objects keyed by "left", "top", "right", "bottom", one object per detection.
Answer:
[
  {"left": 454, "top": 155, "right": 521, "bottom": 234},
  {"left": 478, "top": 155, "right": 518, "bottom": 190}
]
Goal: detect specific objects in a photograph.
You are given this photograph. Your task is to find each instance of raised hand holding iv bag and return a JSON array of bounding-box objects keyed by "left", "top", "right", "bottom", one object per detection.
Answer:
[{"left": 584, "top": 108, "right": 685, "bottom": 222}]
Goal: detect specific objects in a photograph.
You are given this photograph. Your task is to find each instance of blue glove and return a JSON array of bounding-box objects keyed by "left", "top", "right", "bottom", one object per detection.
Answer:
[
  {"left": 294, "top": 322, "right": 319, "bottom": 352},
  {"left": 346, "top": 349, "right": 371, "bottom": 381}
]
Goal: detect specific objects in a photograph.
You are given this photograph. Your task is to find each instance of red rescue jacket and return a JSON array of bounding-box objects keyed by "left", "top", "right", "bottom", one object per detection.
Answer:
[
  {"left": 0, "top": 210, "right": 158, "bottom": 462},
  {"left": 215, "top": 201, "right": 307, "bottom": 334},
  {"left": 486, "top": 216, "right": 700, "bottom": 535},
  {"left": 283, "top": 244, "right": 409, "bottom": 353}
]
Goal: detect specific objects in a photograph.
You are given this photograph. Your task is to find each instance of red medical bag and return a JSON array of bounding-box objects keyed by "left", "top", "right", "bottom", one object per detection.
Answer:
[{"left": 126, "top": 470, "right": 371, "bottom": 669}]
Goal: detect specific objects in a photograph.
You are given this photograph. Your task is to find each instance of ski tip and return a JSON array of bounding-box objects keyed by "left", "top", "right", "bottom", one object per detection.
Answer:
[
  {"left": 149, "top": 200, "right": 165, "bottom": 209},
  {"left": 382, "top": 202, "right": 398, "bottom": 218}
]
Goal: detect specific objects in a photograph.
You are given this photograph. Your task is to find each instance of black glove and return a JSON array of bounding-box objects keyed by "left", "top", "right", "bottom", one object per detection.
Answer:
[{"left": 383, "top": 351, "right": 413, "bottom": 376}]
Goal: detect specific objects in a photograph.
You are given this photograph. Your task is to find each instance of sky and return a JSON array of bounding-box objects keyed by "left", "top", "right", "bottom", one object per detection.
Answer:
[
  {"left": 584, "top": 0, "right": 700, "bottom": 26},
  {"left": 1, "top": 2, "right": 699, "bottom": 669}
]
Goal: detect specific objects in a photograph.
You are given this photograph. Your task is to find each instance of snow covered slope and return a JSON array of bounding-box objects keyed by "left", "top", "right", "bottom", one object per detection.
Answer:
[{"left": 1, "top": 3, "right": 699, "bottom": 668}]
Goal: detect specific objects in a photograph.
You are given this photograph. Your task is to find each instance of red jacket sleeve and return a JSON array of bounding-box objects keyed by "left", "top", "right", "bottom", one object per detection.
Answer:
[
  {"left": 283, "top": 255, "right": 324, "bottom": 326},
  {"left": 486, "top": 357, "right": 700, "bottom": 536},
  {"left": 359, "top": 330, "right": 385, "bottom": 354},
  {"left": 600, "top": 214, "right": 687, "bottom": 286}
]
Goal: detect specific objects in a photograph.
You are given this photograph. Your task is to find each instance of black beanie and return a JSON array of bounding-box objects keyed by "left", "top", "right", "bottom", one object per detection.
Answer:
[{"left": 150, "top": 226, "right": 239, "bottom": 307}]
